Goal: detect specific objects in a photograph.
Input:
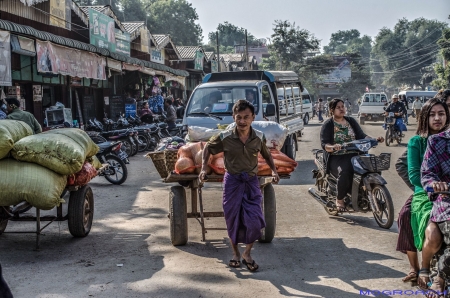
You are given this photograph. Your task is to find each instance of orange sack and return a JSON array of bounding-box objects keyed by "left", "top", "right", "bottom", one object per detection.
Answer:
[
  {"left": 175, "top": 157, "right": 196, "bottom": 174},
  {"left": 210, "top": 157, "right": 225, "bottom": 175}
]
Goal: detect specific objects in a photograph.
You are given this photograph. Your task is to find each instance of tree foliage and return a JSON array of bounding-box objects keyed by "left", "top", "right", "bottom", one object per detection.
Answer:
[
  {"left": 432, "top": 28, "right": 450, "bottom": 89},
  {"left": 269, "top": 20, "right": 320, "bottom": 70},
  {"left": 371, "top": 18, "right": 447, "bottom": 88},
  {"left": 143, "top": 0, "right": 203, "bottom": 45},
  {"left": 337, "top": 52, "right": 373, "bottom": 101},
  {"left": 207, "top": 22, "right": 258, "bottom": 48},
  {"left": 324, "top": 29, "right": 372, "bottom": 60}
]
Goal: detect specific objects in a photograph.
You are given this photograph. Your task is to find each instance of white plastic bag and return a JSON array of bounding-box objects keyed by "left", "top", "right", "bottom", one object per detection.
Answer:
[
  {"left": 187, "top": 126, "right": 222, "bottom": 142},
  {"left": 226, "top": 121, "right": 288, "bottom": 149}
]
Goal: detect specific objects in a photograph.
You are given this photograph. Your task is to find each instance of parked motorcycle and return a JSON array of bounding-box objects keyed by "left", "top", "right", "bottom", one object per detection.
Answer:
[
  {"left": 384, "top": 112, "right": 404, "bottom": 146},
  {"left": 96, "top": 141, "right": 128, "bottom": 185},
  {"left": 308, "top": 139, "right": 394, "bottom": 229}
]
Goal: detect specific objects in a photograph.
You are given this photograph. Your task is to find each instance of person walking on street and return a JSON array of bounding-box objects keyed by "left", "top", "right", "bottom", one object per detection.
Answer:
[
  {"left": 199, "top": 100, "right": 279, "bottom": 272},
  {"left": 5, "top": 97, "right": 41, "bottom": 134},
  {"left": 164, "top": 97, "right": 177, "bottom": 129},
  {"left": 401, "top": 95, "right": 409, "bottom": 125},
  {"left": 344, "top": 98, "right": 352, "bottom": 116},
  {"left": 412, "top": 97, "right": 423, "bottom": 122},
  {"left": 317, "top": 98, "right": 324, "bottom": 123}
]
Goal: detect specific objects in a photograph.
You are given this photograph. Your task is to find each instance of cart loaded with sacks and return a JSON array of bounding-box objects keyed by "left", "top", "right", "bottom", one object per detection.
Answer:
[
  {"left": 0, "top": 122, "right": 104, "bottom": 249},
  {"left": 146, "top": 126, "right": 297, "bottom": 246}
]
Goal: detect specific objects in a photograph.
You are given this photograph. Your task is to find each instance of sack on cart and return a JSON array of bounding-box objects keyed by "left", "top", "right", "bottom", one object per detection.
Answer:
[
  {"left": 227, "top": 121, "right": 288, "bottom": 150},
  {"left": 0, "top": 120, "right": 33, "bottom": 160},
  {"left": 187, "top": 126, "right": 222, "bottom": 142},
  {"left": 11, "top": 128, "right": 99, "bottom": 175},
  {"left": 0, "top": 159, "right": 66, "bottom": 210}
]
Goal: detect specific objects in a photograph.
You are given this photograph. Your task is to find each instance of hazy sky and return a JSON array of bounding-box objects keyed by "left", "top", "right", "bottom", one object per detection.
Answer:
[{"left": 188, "top": 0, "right": 450, "bottom": 47}]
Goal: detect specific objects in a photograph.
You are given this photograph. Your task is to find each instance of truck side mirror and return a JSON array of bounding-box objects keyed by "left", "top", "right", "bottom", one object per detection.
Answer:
[{"left": 265, "top": 103, "right": 276, "bottom": 117}]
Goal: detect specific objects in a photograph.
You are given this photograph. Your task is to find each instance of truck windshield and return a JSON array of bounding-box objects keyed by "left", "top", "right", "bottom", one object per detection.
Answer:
[{"left": 186, "top": 87, "right": 259, "bottom": 116}]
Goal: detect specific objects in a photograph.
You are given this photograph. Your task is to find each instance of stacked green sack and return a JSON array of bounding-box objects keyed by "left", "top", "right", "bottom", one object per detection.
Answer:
[
  {"left": 11, "top": 128, "right": 99, "bottom": 175},
  {"left": 0, "top": 159, "right": 66, "bottom": 210},
  {"left": 0, "top": 120, "right": 33, "bottom": 159}
]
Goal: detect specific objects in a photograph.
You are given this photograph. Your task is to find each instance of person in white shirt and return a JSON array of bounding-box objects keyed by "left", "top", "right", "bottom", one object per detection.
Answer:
[{"left": 412, "top": 97, "right": 423, "bottom": 122}]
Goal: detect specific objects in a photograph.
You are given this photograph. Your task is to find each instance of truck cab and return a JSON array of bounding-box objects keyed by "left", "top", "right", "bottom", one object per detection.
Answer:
[{"left": 182, "top": 71, "right": 304, "bottom": 160}]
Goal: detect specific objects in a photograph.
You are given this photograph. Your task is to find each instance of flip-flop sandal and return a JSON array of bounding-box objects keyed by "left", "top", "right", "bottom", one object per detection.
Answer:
[
  {"left": 402, "top": 271, "right": 418, "bottom": 282},
  {"left": 242, "top": 259, "right": 259, "bottom": 272},
  {"left": 417, "top": 268, "right": 431, "bottom": 290},
  {"left": 228, "top": 260, "right": 241, "bottom": 268}
]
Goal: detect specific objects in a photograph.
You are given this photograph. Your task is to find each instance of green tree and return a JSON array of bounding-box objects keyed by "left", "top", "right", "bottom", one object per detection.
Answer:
[
  {"left": 324, "top": 29, "right": 372, "bottom": 60},
  {"left": 207, "top": 22, "right": 257, "bottom": 48},
  {"left": 432, "top": 28, "right": 450, "bottom": 89},
  {"left": 269, "top": 20, "right": 320, "bottom": 70},
  {"left": 337, "top": 52, "right": 373, "bottom": 101},
  {"left": 144, "top": 0, "right": 203, "bottom": 46},
  {"left": 121, "top": 0, "right": 147, "bottom": 22},
  {"left": 298, "top": 54, "right": 336, "bottom": 96},
  {"left": 371, "top": 18, "right": 447, "bottom": 88}
]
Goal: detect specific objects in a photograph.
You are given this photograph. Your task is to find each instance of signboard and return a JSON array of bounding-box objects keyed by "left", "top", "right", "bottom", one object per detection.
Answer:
[
  {"left": 140, "top": 27, "right": 150, "bottom": 53},
  {"left": 125, "top": 103, "right": 137, "bottom": 118},
  {"left": 151, "top": 49, "right": 164, "bottom": 64},
  {"left": 115, "top": 29, "right": 130, "bottom": 56},
  {"left": 82, "top": 95, "right": 96, "bottom": 122},
  {"left": 33, "top": 85, "right": 42, "bottom": 101},
  {"left": 7, "top": 86, "right": 20, "bottom": 98},
  {"left": 104, "top": 96, "right": 109, "bottom": 105},
  {"left": 211, "top": 60, "right": 218, "bottom": 73},
  {"left": 194, "top": 50, "right": 204, "bottom": 70},
  {"left": 36, "top": 40, "right": 106, "bottom": 80},
  {"left": 50, "top": 0, "right": 68, "bottom": 29},
  {"left": 88, "top": 8, "right": 130, "bottom": 55},
  {"left": 109, "top": 95, "right": 124, "bottom": 119},
  {"left": 0, "top": 30, "right": 11, "bottom": 86}
]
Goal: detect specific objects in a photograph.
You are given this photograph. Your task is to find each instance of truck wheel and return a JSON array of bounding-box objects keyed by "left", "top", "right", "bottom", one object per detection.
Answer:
[
  {"left": 169, "top": 186, "right": 188, "bottom": 246},
  {"left": 359, "top": 117, "right": 365, "bottom": 125},
  {"left": 285, "top": 135, "right": 296, "bottom": 160},
  {"left": 68, "top": 185, "right": 94, "bottom": 237},
  {"left": 259, "top": 184, "right": 276, "bottom": 243},
  {"left": 303, "top": 114, "right": 309, "bottom": 125}
]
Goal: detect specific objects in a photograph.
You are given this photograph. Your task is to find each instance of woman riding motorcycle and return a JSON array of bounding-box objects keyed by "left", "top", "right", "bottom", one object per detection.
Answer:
[
  {"left": 395, "top": 99, "right": 449, "bottom": 287},
  {"left": 320, "top": 98, "right": 384, "bottom": 212}
]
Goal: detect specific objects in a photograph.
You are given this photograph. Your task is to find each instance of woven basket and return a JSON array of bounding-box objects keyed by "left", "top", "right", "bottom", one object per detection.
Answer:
[
  {"left": 147, "top": 151, "right": 168, "bottom": 178},
  {"left": 164, "top": 149, "right": 179, "bottom": 175}
]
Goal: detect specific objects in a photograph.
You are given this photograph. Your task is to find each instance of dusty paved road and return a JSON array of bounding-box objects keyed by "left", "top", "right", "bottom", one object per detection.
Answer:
[{"left": 0, "top": 116, "right": 421, "bottom": 298}]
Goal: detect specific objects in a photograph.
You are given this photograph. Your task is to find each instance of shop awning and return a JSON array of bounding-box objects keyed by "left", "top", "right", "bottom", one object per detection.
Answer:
[
  {"left": 11, "top": 34, "right": 35, "bottom": 56},
  {"left": 107, "top": 58, "right": 122, "bottom": 72},
  {"left": 0, "top": 19, "right": 189, "bottom": 78}
]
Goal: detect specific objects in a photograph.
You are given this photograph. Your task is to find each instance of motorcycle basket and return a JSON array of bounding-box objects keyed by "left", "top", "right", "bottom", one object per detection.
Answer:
[
  {"left": 359, "top": 153, "right": 391, "bottom": 172},
  {"left": 384, "top": 117, "right": 395, "bottom": 125}
]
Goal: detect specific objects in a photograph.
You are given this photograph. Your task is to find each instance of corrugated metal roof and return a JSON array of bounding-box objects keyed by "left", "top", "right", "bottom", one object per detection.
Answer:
[
  {"left": 0, "top": 19, "right": 188, "bottom": 77},
  {"left": 79, "top": 5, "right": 126, "bottom": 32},
  {"left": 176, "top": 46, "right": 204, "bottom": 60},
  {"left": 205, "top": 52, "right": 215, "bottom": 61},
  {"left": 122, "top": 22, "right": 145, "bottom": 34},
  {"left": 152, "top": 34, "right": 169, "bottom": 47}
]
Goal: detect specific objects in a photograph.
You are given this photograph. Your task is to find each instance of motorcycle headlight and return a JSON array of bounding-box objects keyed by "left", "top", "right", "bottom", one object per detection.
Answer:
[{"left": 355, "top": 142, "right": 371, "bottom": 152}]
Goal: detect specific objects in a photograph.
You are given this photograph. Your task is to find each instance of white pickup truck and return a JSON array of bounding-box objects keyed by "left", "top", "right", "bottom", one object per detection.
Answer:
[
  {"left": 358, "top": 92, "right": 389, "bottom": 125},
  {"left": 182, "top": 70, "right": 304, "bottom": 160}
]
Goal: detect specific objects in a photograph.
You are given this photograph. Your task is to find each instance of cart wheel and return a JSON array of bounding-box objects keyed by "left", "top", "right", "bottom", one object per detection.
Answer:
[
  {"left": 68, "top": 185, "right": 94, "bottom": 237},
  {"left": 259, "top": 184, "right": 276, "bottom": 243},
  {"left": 169, "top": 186, "right": 188, "bottom": 246},
  {"left": 0, "top": 207, "right": 9, "bottom": 235}
]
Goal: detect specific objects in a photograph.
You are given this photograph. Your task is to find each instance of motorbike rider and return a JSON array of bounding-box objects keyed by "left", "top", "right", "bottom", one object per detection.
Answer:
[
  {"left": 385, "top": 94, "right": 408, "bottom": 135},
  {"left": 320, "top": 98, "right": 384, "bottom": 212},
  {"left": 420, "top": 100, "right": 450, "bottom": 297},
  {"left": 395, "top": 99, "right": 449, "bottom": 286}
]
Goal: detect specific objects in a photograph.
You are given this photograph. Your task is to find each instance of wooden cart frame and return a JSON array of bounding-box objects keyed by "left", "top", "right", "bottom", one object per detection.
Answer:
[{"left": 164, "top": 173, "right": 283, "bottom": 246}]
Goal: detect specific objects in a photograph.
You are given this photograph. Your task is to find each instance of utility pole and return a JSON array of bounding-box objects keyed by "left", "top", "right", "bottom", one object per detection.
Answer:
[
  {"left": 245, "top": 29, "right": 249, "bottom": 70},
  {"left": 216, "top": 31, "right": 221, "bottom": 72}
]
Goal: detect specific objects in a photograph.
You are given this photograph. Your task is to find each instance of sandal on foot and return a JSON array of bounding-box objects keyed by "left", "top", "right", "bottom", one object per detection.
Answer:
[
  {"left": 417, "top": 268, "right": 431, "bottom": 290},
  {"left": 402, "top": 271, "right": 418, "bottom": 282},
  {"left": 228, "top": 260, "right": 241, "bottom": 268},
  {"left": 242, "top": 259, "right": 259, "bottom": 272},
  {"left": 335, "top": 200, "right": 348, "bottom": 213}
]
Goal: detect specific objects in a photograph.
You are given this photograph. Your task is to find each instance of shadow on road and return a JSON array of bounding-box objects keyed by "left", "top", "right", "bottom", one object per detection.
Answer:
[{"left": 175, "top": 237, "right": 399, "bottom": 297}]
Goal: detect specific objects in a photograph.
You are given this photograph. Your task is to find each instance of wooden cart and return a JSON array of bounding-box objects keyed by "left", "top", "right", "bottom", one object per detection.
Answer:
[
  {"left": 0, "top": 165, "right": 107, "bottom": 249},
  {"left": 164, "top": 173, "right": 283, "bottom": 246}
]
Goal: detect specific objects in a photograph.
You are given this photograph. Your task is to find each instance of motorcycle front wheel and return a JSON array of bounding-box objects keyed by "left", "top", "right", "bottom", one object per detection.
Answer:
[
  {"left": 104, "top": 154, "right": 128, "bottom": 185},
  {"left": 122, "top": 140, "right": 133, "bottom": 156},
  {"left": 385, "top": 127, "right": 391, "bottom": 146},
  {"left": 371, "top": 184, "right": 394, "bottom": 229}
]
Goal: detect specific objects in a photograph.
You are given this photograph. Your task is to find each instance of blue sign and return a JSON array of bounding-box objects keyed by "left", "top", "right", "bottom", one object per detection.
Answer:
[{"left": 125, "top": 103, "right": 137, "bottom": 117}]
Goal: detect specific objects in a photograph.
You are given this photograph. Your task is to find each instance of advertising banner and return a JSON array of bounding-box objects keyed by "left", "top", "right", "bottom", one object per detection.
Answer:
[
  {"left": 88, "top": 8, "right": 129, "bottom": 54},
  {"left": 0, "top": 30, "right": 11, "bottom": 86},
  {"left": 194, "top": 50, "right": 204, "bottom": 70},
  {"left": 211, "top": 60, "right": 218, "bottom": 73},
  {"left": 50, "top": 0, "right": 66, "bottom": 29},
  {"left": 36, "top": 40, "right": 106, "bottom": 80},
  {"left": 125, "top": 103, "right": 137, "bottom": 117},
  {"left": 140, "top": 27, "right": 150, "bottom": 53},
  {"left": 151, "top": 49, "right": 164, "bottom": 64},
  {"left": 33, "top": 85, "right": 42, "bottom": 101}
]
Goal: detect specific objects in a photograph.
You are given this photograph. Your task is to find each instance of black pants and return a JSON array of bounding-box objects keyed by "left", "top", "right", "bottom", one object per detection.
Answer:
[{"left": 329, "top": 153, "right": 357, "bottom": 200}]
